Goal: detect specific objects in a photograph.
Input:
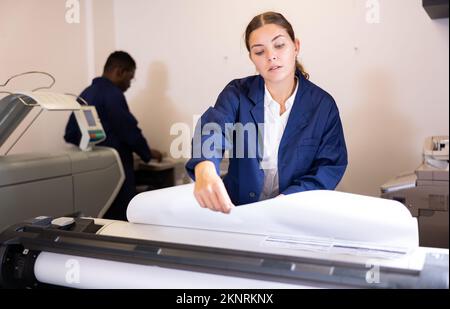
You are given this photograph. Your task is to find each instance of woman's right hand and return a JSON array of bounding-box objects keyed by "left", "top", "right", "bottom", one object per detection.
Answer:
[{"left": 194, "top": 161, "right": 234, "bottom": 214}]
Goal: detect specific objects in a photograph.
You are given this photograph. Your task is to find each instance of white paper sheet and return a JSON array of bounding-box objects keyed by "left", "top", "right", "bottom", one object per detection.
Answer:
[{"left": 126, "top": 184, "right": 419, "bottom": 249}]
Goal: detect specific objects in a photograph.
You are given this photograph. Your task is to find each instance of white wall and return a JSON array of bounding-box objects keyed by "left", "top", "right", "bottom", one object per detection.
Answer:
[
  {"left": 0, "top": 0, "right": 114, "bottom": 154},
  {"left": 0, "top": 0, "right": 88, "bottom": 153},
  {"left": 1, "top": 0, "right": 448, "bottom": 197},
  {"left": 113, "top": 0, "right": 449, "bottom": 196}
]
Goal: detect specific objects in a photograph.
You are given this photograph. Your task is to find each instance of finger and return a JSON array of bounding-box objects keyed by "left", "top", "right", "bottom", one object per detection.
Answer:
[
  {"left": 207, "top": 187, "right": 223, "bottom": 212},
  {"left": 194, "top": 191, "right": 207, "bottom": 208},
  {"left": 216, "top": 183, "right": 234, "bottom": 210},
  {"left": 213, "top": 184, "right": 233, "bottom": 214},
  {"left": 201, "top": 190, "right": 219, "bottom": 212}
]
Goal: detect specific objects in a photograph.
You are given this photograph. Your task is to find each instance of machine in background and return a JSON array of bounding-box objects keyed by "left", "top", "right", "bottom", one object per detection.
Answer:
[
  {"left": 0, "top": 216, "right": 447, "bottom": 289},
  {"left": 381, "top": 136, "right": 449, "bottom": 248},
  {"left": 1, "top": 185, "right": 448, "bottom": 289},
  {"left": 0, "top": 88, "right": 124, "bottom": 231}
]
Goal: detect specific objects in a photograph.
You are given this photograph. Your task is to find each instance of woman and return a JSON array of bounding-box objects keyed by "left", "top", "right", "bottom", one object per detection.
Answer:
[{"left": 185, "top": 12, "right": 347, "bottom": 214}]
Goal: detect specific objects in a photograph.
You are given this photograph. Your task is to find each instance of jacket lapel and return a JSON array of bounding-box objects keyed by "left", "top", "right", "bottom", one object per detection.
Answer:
[
  {"left": 280, "top": 73, "right": 313, "bottom": 145},
  {"left": 246, "top": 72, "right": 313, "bottom": 156},
  {"left": 247, "top": 76, "right": 264, "bottom": 162},
  {"left": 248, "top": 75, "right": 264, "bottom": 125}
]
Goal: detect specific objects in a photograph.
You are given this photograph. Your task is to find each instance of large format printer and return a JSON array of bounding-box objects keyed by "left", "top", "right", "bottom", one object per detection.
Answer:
[
  {"left": 381, "top": 136, "right": 449, "bottom": 248},
  {"left": 0, "top": 90, "right": 124, "bottom": 230},
  {"left": 0, "top": 184, "right": 448, "bottom": 289},
  {"left": 0, "top": 77, "right": 447, "bottom": 288}
]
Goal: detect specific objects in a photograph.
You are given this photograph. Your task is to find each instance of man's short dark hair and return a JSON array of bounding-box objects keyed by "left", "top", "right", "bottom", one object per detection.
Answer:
[{"left": 104, "top": 51, "right": 136, "bottom": 73}]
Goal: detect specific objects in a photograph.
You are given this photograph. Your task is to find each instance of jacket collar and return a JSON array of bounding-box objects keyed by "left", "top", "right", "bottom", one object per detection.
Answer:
[
  {"left": 248, "top": 69, "right": 307, "bottom": 106},
  {"left": 281, "top": 72, "right": 315, "bottom": 144},
  {"left": 93, "top": 76, "right": 120, "bottom": 90},
  {"left": 248, "top": 70, "right": 315, "bottom": 146},
  {"left": 248, "top": 74, "right": 264, "bottom": 106}
]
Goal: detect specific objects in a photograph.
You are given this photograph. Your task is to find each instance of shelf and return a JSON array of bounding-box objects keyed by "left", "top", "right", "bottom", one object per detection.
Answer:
[{"left": 423, "top": 0, "right": 449, "bottom": 19}]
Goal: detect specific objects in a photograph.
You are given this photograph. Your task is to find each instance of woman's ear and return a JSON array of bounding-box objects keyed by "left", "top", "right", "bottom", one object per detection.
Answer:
[{"left": 295, "top": 38, "right": 300, "bottom": 56}]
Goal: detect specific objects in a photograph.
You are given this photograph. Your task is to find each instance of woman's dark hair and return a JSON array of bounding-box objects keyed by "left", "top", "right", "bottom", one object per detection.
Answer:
[{"left": 245, "top": 12, "right": 309, "bottom": 79}]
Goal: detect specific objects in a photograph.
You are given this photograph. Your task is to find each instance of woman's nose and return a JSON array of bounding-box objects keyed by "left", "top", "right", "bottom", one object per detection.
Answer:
[{"left": 267, "top": 51, "right": 277, "bottom": 61}]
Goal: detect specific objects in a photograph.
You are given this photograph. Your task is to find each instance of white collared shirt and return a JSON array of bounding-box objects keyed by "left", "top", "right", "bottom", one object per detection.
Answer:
[{"left": 260, "top": 78, "right": 299, "bottom": 200}]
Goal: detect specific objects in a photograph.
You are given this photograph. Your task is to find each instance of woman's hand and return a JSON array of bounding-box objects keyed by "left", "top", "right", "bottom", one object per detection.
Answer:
[{"left": 194, "top": 161, "right": 234, "bottom": 214}]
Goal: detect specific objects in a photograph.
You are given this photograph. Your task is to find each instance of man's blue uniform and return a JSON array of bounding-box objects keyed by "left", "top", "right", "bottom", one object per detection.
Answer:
[{"left": 64, "top": 77, "right": 152, "bottom": 220}]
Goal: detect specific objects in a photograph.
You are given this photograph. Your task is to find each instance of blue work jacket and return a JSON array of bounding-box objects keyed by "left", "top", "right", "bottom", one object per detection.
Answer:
[
  {"left": 64, "top": 77, "right": 152, "bottom": 168},
  {"left": 185, "top": 70, "right": 348, "bottom": 206}
]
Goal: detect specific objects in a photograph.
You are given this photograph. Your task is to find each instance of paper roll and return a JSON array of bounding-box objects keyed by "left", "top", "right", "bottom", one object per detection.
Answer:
[
  {"left": 126, "top": 184, "right": 418, "bottom": 248},
  {"left": 34, "top": 252, "right": 301, "bottom": 288}
]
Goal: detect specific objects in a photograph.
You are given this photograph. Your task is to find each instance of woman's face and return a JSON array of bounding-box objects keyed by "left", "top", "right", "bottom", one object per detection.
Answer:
[{"left": 248, "top": 24, "right": 299, "bottom": 84}]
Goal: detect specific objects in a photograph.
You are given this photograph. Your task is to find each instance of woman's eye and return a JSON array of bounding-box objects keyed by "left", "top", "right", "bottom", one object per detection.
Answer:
[
  {"left": 254, "top": 50, "right": 264, "bottom": 56},
  {"left": 275, "top": 43, "right": 285, "bottom": 49}
]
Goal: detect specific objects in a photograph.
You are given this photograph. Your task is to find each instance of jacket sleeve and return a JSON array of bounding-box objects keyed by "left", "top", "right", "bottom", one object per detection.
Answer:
[
  {"left": 282, "top": 100, "right": 348, "bottom": 194},
  {"left": 185, "top": 82, "right": 239, "bottom": 180},
  {"left": 107, "top": 92, "right": 152, "bottom": 162},
  {"left": 63, "top": 112, "right": 81, "bottom": 146}
]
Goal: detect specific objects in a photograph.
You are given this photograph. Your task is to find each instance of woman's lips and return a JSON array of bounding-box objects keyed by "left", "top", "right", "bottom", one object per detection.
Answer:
[{"left": 269, "top": 65, "right": 282, "bottom": 72}]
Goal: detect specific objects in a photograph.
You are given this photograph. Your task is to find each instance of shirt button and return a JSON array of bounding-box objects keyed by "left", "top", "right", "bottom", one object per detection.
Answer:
[{"left": 249, "top": 192, "right": 256, "bottom": 198}]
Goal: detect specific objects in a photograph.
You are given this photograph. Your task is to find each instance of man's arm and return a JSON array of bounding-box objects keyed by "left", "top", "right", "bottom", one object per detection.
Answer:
[
  {"left": 63, "top": 113, "right": 81, "bottom": 146},
  {"left": 107, "top": 93, "right": 153, "bottom": 162}
]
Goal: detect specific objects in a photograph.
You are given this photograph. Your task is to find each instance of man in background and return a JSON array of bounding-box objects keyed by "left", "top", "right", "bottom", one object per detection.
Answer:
[{"left": 64, "top": 51, "right": 161, "bottom": 220}]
